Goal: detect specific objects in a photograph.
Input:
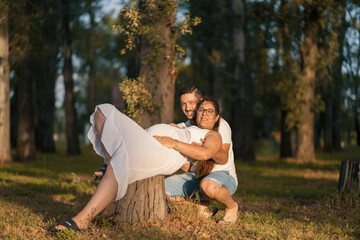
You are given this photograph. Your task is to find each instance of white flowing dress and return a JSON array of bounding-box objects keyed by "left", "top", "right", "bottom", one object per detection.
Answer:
[{"left": 87, "top": 104, "right": 210, "bottom": 200}]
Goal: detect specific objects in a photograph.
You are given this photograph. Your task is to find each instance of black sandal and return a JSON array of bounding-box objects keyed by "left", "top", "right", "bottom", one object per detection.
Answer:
[
  {"left": 94, "top": 164, "right": 108, "bottom": 180},
  {"left": 58, "top": 219, "right": 79, "bottom": 232}
]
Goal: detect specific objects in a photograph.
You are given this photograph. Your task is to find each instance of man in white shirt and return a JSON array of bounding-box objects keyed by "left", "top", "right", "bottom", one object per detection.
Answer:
[{"left": 165, "top": 86, "right": 238, "bottom": 223}]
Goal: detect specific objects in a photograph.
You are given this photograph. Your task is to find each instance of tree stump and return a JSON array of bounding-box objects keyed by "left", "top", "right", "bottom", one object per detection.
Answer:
[
  {"left": 338, "top": 160, "right": 360, "bottom": 194},
  {"left": 97, "top": 175, "right": 169, "bottom": 225}
]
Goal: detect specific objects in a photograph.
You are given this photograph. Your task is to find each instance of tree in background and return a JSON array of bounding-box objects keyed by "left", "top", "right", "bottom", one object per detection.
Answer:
[
  {"left": 62, "top": 0, "right": 80, "bottom": 155},
  {"left": 11, "top": 1, "right": 39, "bottom": 161},
  {"left": 0, "top": 1, "right": 11, "bottom": 165},
  {"left": 230, "top": 0, "right": 255, "bottom": 162},
  {"left": 34, "top": 0, "right": 61, "bottom": 152}
]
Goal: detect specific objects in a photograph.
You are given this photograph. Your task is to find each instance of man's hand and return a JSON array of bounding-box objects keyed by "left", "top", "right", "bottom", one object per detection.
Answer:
[
  {"left": 169, "top": 123, "right": 185, "bottom": 129},
  {"left": 153, "top": 136, "right": 177, "bottom": 148}
]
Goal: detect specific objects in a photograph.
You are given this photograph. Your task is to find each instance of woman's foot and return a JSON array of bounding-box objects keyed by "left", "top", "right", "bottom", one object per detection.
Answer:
[
  {"left": 55, "top": 217, "right": 90, "bottom": 231},
  {"left": 93, "top": 164, "right": 108, "bottom": 180}
]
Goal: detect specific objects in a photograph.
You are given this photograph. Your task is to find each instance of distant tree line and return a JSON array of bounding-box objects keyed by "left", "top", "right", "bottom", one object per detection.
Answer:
[{"left": 1, "top": 0, "right": 360, "bottom": 165}]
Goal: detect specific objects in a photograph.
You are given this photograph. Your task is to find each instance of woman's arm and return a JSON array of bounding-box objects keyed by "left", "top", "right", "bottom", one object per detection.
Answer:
[{"left": 153, "top": 131, "right": 222, "bottom": 161}]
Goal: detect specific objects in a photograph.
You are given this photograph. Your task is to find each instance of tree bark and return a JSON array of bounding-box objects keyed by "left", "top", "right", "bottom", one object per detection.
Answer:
[
  {"left": 138, "top": 0, "right": 176, "bottom": 128},
  {"left": 98, "top": 175, "right": 168, "bottom": 225},
  {"left": 323, "top": 82, "right": 333, "bottom": 151},
  {"left": 0, "top": 5, "right": 11, "bottom": 165},
  {"left": 332, "top": 3, "right": 346, "bottom": 151},
  {"left": 62, "top": 0, "right": 80, "bottom": 154},
  {"left": 17, "top": 50, "right": 36, "bottom": 161},
  {"left": 35, "top": 0, "right": 59, "bottom": 152},
  {"left": 338, "top": 160, "right": 360, "bottom": 194},
  {"left": 102, "top": 0, "right": 178, "bottom": 225},
  {"left": 280, "top": 110, "right": 293, "bottom": 158},
  {"left": 295, "top": 4, "right": 318, "bottom": 162},
  {"left": 231, "top": 0, "right": 255, "bottom": 161},
  {"left": 87, "top": 0, "right": 96, "bottom": 116}
]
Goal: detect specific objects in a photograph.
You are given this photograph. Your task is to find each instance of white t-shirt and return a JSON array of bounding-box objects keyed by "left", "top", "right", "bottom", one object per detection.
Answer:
[{"left": 177, "top": 118, "right": 238, "bottom": 186}]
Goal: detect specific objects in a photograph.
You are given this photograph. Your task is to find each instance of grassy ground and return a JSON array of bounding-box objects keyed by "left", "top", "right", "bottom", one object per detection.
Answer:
[{"left": 1, "top": 141, "right": 359, "bottom": 240}]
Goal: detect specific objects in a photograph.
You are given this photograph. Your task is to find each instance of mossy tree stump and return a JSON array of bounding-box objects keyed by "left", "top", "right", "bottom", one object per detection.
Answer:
[
  {"left": 97, "top": 175, "right": 169, "bottom": 225},
  {"left": 338, "top": 160, "right": 360, "bottom": 194}
]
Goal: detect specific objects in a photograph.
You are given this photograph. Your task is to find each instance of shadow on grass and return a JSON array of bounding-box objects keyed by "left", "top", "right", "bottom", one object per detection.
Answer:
[{"left": 0, "top": 176, "right": 94, "bottom": 224}]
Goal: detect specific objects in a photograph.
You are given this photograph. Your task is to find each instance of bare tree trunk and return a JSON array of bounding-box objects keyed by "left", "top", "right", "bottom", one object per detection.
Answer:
[
  {"left": 98, "top": 175, "right": 168, "bottom": 225},
  {"left": 280, "top": 110, "right": 293, "bottom": 158},
  {"left": 138, "top": 0, "right": 176, "bottom": 128},
  {"left": 62, "top": 0, "right": 80, "bottom": 155},
  {"left": 354, "top": 81, "right": 360, "bottom": 146},
  {"left": 102, "top": 0, "right": 178, "bottom": 225},
  {"left": 323, "top": 83, "right": 333, "bottom": 151},
  {"left": 296, "top": 5, "right": 318, "bottom": 162},
  {"left": 332, "top": 3, "right": 346, "bottom": 151},
  {"left": 87, "top": 1, "right": 96, "bottom": 116},
  {"left": 231, "top": 0, "right": 255, "bottom": 161},
  {"left": 0, "top": 5, "right": 11, "bottom": 165},
  {"left": 338, "top": 160, "right": 360, "bottom": 194},
  {"left": 35, "top": 0, "right": 59, "bottom": 152},
  {"left": 17, "top": 50, "right": 36, "bottom": 161}
]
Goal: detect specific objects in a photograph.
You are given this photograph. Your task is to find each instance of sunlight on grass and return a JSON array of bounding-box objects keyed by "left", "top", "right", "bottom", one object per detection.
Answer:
[{"left": 0, "top": 141, "right": 359, "bottom": 239}]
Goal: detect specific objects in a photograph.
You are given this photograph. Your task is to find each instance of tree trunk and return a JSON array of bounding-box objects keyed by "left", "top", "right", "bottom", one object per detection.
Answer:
[
  {"left": 87, "top": 1, "right": 96, "bottom": 116},
  {"left": 338, "top": 160, "right": 360, "bottom": 194},
  {"left": 295, "top": 5, "right": 318, "bottom": 162},
  {"left": 17, "top": 50, "right": 36, "bottom": 161},
  {"left": 102, "top": 0, "right": 178, "bottom": 225},
  {"left": 280, "top": 110, "right": 293, "bottom": 158},
  {"left": 138, "top": 0, "right": 176, "bottom": 128},
  {"left": 332, "top": 3, "right": 346, "bottom": 151},
  {"left": 0, "top": 5, "right": 11, "bottom": 165},
  {"left": 323, "top": 83, "right": 333, "bottom": 152},
  {"left": 62, "top": 0, "right": 80, "bottom": 155},
  {"left": 231, "top": 0, "right": 255, "bottom": 161},
  {"left": 354, "top": 80, "right": 360, "bottom": 146},
  {"left": 35, "top": 0, "right": 59, "bottom": 152},
  {"left": 98, "top": 175, "right": 168, "bottom": 225}
]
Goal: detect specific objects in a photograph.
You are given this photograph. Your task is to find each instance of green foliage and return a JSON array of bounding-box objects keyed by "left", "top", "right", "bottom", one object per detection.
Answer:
[
  {"left": 56, "top": 229, "right": 76, "bottom": 240},
  {"left": 114, "top": 0, "right": 200, "bottom": 62},
  {"left": 118, "top": 77, "right": 155, "bottom": 123}
]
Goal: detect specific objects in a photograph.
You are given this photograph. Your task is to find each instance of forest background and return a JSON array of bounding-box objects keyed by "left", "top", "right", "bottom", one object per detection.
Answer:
[
  {"left": 1, "top": 0, "right": 360, "bottom": 239},
  {"left": 1, "top": 0, "right": 360, "bottom": 165}
]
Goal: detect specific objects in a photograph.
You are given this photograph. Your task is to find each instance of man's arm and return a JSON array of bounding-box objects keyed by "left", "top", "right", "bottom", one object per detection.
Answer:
[
  {"left": 211, "top": 143, "right": 230, "bottom": 164},
  {"left": 193, "top": 139, "right": 229, "bottom": 165}
]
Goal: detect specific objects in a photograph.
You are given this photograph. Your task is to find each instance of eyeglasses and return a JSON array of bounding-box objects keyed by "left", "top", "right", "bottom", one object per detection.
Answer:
[{"left": 197, "top": 107, "right": 216, "bottom": 116}]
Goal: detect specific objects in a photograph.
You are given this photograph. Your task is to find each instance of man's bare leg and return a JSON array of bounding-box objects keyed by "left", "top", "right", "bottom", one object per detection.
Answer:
[{"left": 200, "top": 179, "right": 238, "bottom": 223}]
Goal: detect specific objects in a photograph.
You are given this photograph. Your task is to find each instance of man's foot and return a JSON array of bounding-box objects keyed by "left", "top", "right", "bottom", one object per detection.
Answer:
[{"left": 219, "top": 202, "right": 238, "bottom": 224}]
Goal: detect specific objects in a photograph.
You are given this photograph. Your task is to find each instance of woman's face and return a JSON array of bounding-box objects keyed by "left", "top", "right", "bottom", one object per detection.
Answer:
[{"left": 196, "top": 101, "right": 220, "bottom": 130}]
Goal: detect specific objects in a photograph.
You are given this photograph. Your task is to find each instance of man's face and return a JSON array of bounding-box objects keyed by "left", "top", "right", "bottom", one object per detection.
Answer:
[{"left": 180, "top": 93, "right": 199, "bottom": 120}]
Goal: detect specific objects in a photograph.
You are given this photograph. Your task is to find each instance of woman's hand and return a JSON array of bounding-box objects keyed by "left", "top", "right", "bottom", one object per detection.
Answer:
[{"left": 153, "top": 136, "right": 177, "bottom": 148}]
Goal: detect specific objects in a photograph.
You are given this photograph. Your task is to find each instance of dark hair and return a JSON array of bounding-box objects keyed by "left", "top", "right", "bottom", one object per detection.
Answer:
[
  {"left": 179, "top": 86, "right": 202, "bottom": 100},
  {"left": 192, "top": 96, "right": 221, "bottom": 179}
]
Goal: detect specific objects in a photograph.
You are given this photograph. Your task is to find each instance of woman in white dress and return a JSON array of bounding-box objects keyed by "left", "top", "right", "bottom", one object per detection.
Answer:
[{"left": 55, "top": 97, "right": 222, "bottom": 231}]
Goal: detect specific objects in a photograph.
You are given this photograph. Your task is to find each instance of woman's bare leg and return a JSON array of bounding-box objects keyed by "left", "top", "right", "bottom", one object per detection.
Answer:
[
  {"left": 56, "top": 108, "right": 118, "bottom": 230},
  {"left": 55, "top": 164, "right": 118, "bottom": 230},
  {"left": 93, "top": 109, "right": 112, "bottom": 179}
]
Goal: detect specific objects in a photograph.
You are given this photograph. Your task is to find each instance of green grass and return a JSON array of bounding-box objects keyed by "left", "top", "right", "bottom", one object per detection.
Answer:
[{"left": 1, "top": 141, "right": 360, "bottom": 239}]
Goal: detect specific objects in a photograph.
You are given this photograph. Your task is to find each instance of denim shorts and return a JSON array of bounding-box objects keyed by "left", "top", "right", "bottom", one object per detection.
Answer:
[{"left": 165, "top": 171, "right": 237, "bottom": 198}]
